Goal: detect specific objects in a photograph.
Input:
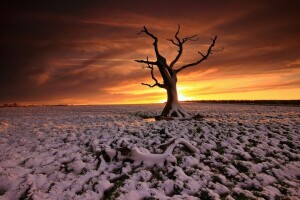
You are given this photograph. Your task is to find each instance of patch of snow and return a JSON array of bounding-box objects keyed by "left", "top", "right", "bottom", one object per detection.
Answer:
[{"left": 0, "top": 104, "right": 299, "bottom": 199}]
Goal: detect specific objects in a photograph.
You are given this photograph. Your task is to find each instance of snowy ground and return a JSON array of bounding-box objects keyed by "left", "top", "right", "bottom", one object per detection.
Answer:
[{"left": 0, "top": 103, "right": 299, "bottom": 200}]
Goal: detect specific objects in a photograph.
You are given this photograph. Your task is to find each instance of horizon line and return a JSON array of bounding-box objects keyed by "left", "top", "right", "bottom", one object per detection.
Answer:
[{"left": 1, "top": 99, "right": 300, "bottom": 107}]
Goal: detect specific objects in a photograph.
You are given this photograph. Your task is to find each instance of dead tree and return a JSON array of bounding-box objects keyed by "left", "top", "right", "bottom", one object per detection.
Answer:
[{"left": 135, "top": 26, "right": 218, "bottom": 118}]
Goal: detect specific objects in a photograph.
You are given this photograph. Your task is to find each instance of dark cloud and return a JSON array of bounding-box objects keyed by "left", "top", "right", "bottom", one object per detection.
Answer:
[{"left": 0, "top": 0, "right": 300, "bottom": 104}]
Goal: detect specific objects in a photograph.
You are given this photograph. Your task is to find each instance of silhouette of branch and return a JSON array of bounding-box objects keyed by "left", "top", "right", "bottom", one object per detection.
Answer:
[
  {"left": 138, "top": 26, "right": 175, "bottom": 80},
  {"left": 135, "top": 56, "right": 157, "bottom": 65},
  {"left": 169, "top": 25, "right": 199, "bottom": 68},
  {"left": 166, "top": 38, "right": 179, "bottom": 46},
  {"left": 175, "top": 36, "right": 217, "bottom": 73},
  {"left": 138, "top": 26, "right": 161, "bottom": 58},
  {"left": 182, "top": 35, "right": 199, "bottom": 43},
  {"left": 141, "top": 63, "right": 165, "bottom": 88},
  {"left": 135, "top": 59, "right": 157, "bottom": 65}
]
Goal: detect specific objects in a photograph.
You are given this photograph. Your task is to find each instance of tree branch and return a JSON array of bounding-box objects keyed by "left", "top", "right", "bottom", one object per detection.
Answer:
[
  {"left": 141, "top": 63, "right": 165, "bottom": 88},
  {"left": 169, "top": 25, "right": 182, "bottom": 68},
  {"left": 137, "top": 26, "right": 173, "bottom": 80},
  {"left": 166, "top": 38, "right": 179, "bottom": 46},
  {"left": 135, "top": 59, "right": 157, "bottom": 65},
  {"left": 138, "top": 26, "right": 160, "bottom": 58},
  {"left": 169, "top": 25, "right": 199, "bottom": 68},
  {"left": 175, "top": 36, "right": 217, "bottom": 73},
  {"left": 182, "top": 35, "right": 199, "bottom": 43}
]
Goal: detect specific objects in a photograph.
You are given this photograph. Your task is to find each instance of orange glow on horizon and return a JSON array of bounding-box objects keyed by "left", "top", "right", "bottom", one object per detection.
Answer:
[{"left": 19, "top": 68, "right": 300, "bottom": 106}]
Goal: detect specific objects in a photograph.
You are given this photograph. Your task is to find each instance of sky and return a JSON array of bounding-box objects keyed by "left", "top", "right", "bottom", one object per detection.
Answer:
[{"left": 1, "top": 0, "right": 300, "bottom": 105}]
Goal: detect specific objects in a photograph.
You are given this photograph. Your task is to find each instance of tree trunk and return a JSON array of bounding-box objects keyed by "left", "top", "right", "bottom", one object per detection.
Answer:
[{"left": 161, "top": 79, "right": 189, "bottom": 118}]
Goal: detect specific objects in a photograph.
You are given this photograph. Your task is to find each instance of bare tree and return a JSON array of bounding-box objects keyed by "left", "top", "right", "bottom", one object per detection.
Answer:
[{"left": 135, "top": 25, "right": 218, "bottom": 118}]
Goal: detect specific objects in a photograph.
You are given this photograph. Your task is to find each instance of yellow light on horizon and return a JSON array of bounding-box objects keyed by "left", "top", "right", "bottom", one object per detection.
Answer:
[
  {"left": 178, "top": 93, "right": 190, "bottom": 101},
  {"left": 18, "top": 68, "right": 300, "bottom": 105}
]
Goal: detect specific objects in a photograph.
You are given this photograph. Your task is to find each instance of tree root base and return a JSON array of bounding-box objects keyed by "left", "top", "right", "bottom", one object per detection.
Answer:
[{"left": 161, "top": 105, "right": 190, "bottom": 118}]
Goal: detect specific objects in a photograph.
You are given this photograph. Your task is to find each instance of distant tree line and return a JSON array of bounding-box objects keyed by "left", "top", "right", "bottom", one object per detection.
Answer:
[
  {"left": 1, "top": 103, "right": 20, "bottom": 107},
  {"left": 0, "top": 103, "right": 71, "bottom": 107}
]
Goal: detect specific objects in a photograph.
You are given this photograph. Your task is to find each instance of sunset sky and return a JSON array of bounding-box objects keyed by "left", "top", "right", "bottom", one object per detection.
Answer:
[{"left": 1, "top": 0, "right": 300, "bottom": 105}]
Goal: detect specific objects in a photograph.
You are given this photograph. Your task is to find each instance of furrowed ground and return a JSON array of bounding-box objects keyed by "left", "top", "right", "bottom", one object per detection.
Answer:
[{"left": 0, "top": 103, "right": 299, "bottom": 200}]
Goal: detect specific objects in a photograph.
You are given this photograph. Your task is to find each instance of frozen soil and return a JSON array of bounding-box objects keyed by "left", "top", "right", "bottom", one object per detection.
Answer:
[{"left": 0, "top": 103, "right": 299, "bottom": 200}]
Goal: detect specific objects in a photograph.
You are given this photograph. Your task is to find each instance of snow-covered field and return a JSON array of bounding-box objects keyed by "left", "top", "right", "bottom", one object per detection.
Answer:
[{"left": 0, "top": 103, "right": 299, "bottom": 200}]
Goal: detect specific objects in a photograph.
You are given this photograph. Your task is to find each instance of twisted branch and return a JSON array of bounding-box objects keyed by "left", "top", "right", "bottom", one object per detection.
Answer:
[
  {"left": 138, "top": 26, "right": 160, "bottom": 58},
  {"left": 175, "top": 36, "right": 218, "bottom": 73},
  {"left": 141, "top": 60, "right": 165, "bottom": 88},
  {"left": 168, "top": 25, "right": 199, "bottom": 68}
]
